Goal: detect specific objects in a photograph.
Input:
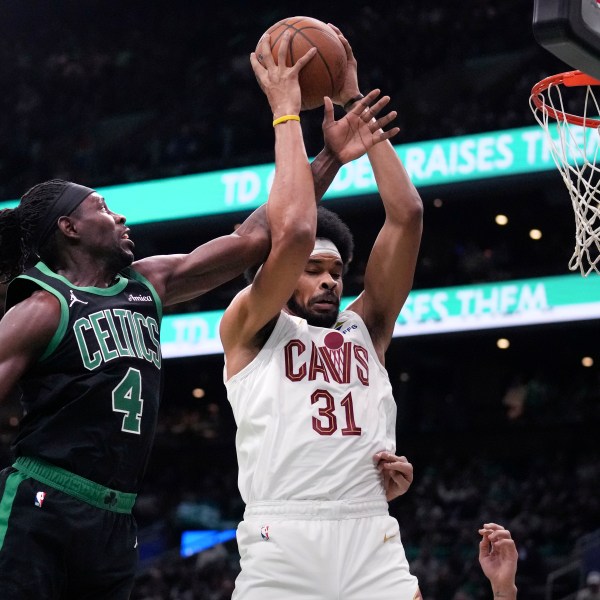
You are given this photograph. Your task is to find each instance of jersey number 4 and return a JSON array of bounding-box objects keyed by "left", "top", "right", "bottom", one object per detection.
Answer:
[
  {"left": 311, "top": 390, "right": 362, "bottom": 436},
  {"left": 112, "top": 368, "right": 144, "bottom": 434}
]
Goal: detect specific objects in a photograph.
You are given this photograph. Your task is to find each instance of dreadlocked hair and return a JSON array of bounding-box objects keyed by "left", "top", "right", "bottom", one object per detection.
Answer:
[
  {"left": 0, "top": 179, "right": 70, "bottom": 283},
  {"left": 244, "top": 206, "right": 355, "bottom": 283}
]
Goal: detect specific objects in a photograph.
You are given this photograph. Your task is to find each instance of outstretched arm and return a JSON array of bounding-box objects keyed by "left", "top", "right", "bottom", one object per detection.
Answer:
[
  {"left": 132, "top": 205, "right": 270, "bottom": 306},
  {"left": 136, "top": 90, "right": 396, "bottom": 307},
  {"left": 347, "top": 127, "right": 423, "bottom": 363},
  {"left": 136, "top": 25, "right": 397, "bottom": 308},
  {"left": 479, "top": 524, "right": 518, "bottom": 599}
]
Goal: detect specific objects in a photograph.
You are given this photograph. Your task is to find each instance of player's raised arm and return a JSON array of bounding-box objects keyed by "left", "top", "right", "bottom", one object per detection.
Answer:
[
  {"left": 220, "top": 33, "right": 317, "bottom": 377},
  {"left": 310, "top": 26, "right": 400, "bottom": 201},
  {"left": 347, "top": 128, "right": 423, "bottom": 363}
]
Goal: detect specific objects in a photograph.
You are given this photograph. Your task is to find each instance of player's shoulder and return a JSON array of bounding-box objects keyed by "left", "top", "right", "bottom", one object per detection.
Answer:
[
  {"left": 333, "top": 308, "right": 367, "bottom": 330},
  {"left": 6, "top": 288, "right": 61, "bottom": 317},
  {"left": 1, "top": 288, "right": 61, "bottom": 347}
]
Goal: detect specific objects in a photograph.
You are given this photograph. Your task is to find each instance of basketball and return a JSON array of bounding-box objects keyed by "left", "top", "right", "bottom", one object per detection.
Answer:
[{"left": 256, "top": 16, "right": 347, "bottom": 111}]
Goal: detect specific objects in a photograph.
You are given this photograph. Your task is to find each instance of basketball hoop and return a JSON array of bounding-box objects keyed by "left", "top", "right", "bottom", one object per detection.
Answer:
[{"left": 530, "top": 70, "right": 600, "bottom": 276}]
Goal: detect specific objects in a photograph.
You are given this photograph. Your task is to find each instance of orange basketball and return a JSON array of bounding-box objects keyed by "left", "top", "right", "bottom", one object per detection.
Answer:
[{"left": 256, "top": 16, "right": 347, "bottom": 111}]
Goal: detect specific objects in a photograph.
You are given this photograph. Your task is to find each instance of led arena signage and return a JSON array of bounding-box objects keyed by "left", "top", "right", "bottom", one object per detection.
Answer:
[
  {"left": 0, "top": 125, "right": 589, "bottom": 222},
  {"left": 160, "top": 274, "right": 600, "bottom": 358}
]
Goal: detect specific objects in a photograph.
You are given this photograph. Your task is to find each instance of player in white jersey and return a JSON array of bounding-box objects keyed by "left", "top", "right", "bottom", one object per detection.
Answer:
[{"left": 220, "top": 27, "right": 423, "bottom": 600}]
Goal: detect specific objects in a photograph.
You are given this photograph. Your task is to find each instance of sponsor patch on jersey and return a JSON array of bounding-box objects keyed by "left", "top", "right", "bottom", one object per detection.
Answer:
[
  {"left": 334, "top": 319, "right": 358, "bottom": 336},
  {"left": 260, "top": 525, "right": 270, "bottom": 541},
  {"left": 34, "top": 491, "right": 46, "bottom": 508},
  {"left": 127, "top": 293, "right": 152, "bottom": 302}
]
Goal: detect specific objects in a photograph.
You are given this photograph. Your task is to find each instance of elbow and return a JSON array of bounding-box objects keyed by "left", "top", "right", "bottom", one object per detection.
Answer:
[
  {"left": 273, "top": 219, "right": 315, "bottom": 255},
  {"left": 288, "top": 220, "right": 316, "bottom": 251},
  {"left": 408, "top": 193, "right": 424, "bottom": 223},
  {"left": 230, "top": 233, "right": 271, "bottom": 269},
  {"left": 392, "top": 191, "right": 423, "bottom": 226},
  {"left": 242, "top": 228, "right": 271, "bottom": 264}
]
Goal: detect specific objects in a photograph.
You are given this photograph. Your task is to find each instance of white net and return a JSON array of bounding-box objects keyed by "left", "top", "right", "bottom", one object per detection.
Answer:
[{"left": 530, "top": 75, "right": 600, "bottom": 276}]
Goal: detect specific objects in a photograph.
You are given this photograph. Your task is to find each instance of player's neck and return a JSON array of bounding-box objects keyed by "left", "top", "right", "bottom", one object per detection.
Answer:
[
  {"left": 51, "top": 256, "right": 121, "bottom": 288},
  {"left": 283, "top": 305, "right": 340, "bottom": 329}
]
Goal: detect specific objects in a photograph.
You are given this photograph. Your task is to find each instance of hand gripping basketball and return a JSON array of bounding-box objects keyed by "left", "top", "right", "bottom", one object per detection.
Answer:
[{"left": 256, "top": 16, "right": 348, "bottom": 111}]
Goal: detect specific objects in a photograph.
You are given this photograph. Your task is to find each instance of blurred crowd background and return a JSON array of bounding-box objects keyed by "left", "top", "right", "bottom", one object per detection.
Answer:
[
  {"left": 0, "top": 0, "right": 559, "bottom": 198},
  {"left": 1, "top": 1, "right": 599, "bottom": 599}
]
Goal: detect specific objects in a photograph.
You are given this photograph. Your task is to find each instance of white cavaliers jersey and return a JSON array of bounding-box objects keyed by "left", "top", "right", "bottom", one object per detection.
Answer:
[{"left": 224, "top": 309, "right": 397, "bottom": 504}]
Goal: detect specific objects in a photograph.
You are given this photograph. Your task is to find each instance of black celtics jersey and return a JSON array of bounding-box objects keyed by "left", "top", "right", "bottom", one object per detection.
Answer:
[{"left": 5, "top": 261, "right": 163, "bottom": 493}]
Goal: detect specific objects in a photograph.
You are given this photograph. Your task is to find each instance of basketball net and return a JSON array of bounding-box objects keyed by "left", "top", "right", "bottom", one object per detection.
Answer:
[{"left": 530, "top": 70, "right": 600, "bottom": 276}]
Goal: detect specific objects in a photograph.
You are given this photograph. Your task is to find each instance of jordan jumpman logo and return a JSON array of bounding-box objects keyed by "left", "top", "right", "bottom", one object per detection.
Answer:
[{"left": 69, "top": 290, "right": 89, "bottom": 308}]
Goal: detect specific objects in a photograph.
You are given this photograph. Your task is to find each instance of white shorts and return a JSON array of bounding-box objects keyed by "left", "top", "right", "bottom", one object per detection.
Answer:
[{"left": 233, "top": 498, "right": 420, "bottom": 600}]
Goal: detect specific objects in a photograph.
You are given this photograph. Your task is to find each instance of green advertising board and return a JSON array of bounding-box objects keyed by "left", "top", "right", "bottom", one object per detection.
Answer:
[
  {"left": 160, "top": 273, "right": 600, "bottom": 358},
  {"left": 0, "top": 125, "right": 579, "bottom": 222}
]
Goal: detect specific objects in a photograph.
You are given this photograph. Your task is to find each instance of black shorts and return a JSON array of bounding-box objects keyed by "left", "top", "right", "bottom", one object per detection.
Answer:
[{"left": 0, "top": 459, "right": 139, "bottom": 600}]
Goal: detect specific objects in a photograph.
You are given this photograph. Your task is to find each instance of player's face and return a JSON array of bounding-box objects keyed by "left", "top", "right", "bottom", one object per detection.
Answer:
[
  {"left": 68, "top": 193, "right": 134, "bottom": 270},
  {"left": 286, "top": 254, "right": 344, "bottom": 328}
]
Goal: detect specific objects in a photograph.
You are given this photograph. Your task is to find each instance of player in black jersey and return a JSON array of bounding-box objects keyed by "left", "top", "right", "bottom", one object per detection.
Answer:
[
  {"left": 0, "top": 39, "right": 395, "bottom": 599},
  {"left": 0, "top": 180, "right": 274, "bottom": 599}
]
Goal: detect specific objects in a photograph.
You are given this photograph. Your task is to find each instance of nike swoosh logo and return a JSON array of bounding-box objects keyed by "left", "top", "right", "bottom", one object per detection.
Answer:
[{"left": 383, "top": 532, "right": 398, "bottom": 543}]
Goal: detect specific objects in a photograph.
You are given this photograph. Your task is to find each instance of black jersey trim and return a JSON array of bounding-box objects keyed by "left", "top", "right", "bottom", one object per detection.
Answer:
[
  {"left": 16, "top": 275, "right": 69, "bottom": 362},
  {"left": 34, "top": 261, "right": 128, "bottom": 295}
]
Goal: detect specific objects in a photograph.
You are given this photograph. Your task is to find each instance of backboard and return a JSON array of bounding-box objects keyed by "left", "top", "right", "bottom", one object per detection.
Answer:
[{"left": 533, "top": 0, "right": 600, "bottom": 78}]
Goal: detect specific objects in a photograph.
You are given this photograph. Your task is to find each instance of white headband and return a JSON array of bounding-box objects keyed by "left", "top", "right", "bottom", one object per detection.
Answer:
[{"left": 310, "top": 238, "right": 341, "bottom": 259}]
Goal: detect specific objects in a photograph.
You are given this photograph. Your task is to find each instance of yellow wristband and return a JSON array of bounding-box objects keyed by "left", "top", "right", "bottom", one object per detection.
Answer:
[{"left": 272, "top": 114, "right": 300, "bottom": 127}]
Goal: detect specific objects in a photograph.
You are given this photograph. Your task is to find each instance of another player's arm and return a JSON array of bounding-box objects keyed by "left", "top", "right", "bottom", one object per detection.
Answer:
[
  {"left": 135, "top": 26, "right": 393, "bottom": 307},
  {"left": 374, "top": 452, "right": 414, "bottom": 502},
  {"left": 347, "top": 134, "right": 423, "bottom": 364},
  {"left": 478, "top": 524, "right": 519, "bottom": 599},
  {"left": 132, "top": 205, "right": 270, "bottom": 307},
  {"left": 0, "top": 291, "right": 60, "bottom": 403}
]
